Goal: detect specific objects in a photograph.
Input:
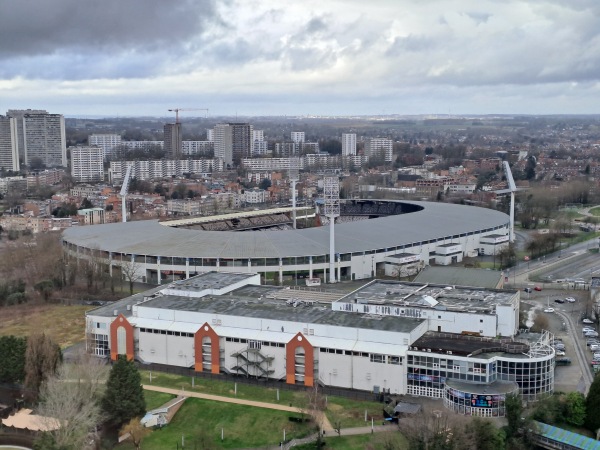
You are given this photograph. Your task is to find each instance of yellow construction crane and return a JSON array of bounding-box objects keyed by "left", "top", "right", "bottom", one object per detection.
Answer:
[{"left": 168, "top": 108, "right": 209, "bottom": 123}]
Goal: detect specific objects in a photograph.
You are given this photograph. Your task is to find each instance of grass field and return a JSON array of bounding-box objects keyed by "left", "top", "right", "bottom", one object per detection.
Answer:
[
  {"left": 140, "top": 370, "right": 383, "bottom": 429},
  {"left": 0, "top": 304, "right": 90, "bottom": 348},
  {"left": 588, "top": 207, "right": 600, "bottom": 217},
  {"left": 296, "top": 433, "right": 409, "bottom": 449},
  {"left": 118, "top": 397, "right": 313, "bottom": 450},
  {"left": 144, "top": 390, "right": 176, "bottom": 411}
]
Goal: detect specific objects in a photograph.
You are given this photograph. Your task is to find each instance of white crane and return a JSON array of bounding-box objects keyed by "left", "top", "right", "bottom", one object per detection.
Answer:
[
  {"left": 120, "top": 164, "right": 133, "bottom": 223},
  {"left": 502, "top": 161, "right": 517, "bottom": 243}
]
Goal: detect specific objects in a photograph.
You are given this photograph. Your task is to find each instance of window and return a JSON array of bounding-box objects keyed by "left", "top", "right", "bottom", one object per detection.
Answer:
[
  {"left": 249, "top": 340, "right": 261, "bottom": 350},
  {"left": 370, "top": 354, "right": 385, "bottom": 363},
  {"left": 116, "top": 326, "right": 126, "bottom": 355},
  {"left": 388, "top": 356, "right": 402, "bottom": 365}
]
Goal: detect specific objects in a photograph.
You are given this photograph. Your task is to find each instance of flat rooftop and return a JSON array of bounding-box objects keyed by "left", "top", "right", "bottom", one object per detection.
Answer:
[
  {"left": 88, "top": 275, "right": 425, "bottom": 334},
  {"left": 411, "top": 332, "right": 530, "bottom": 357},
  {"left": 337, "top": 280, "right": 517, "bottom": 314}
]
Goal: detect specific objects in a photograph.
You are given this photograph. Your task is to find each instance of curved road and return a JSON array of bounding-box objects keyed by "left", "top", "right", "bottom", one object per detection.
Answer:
[{"left": 555, "top": 310, "right": 594, "bottom": 392}]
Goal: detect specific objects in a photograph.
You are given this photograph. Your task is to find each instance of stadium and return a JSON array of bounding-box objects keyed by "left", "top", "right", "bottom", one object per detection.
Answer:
[{"left": 62, "top": 199, "right": 510, "bottom": 284}]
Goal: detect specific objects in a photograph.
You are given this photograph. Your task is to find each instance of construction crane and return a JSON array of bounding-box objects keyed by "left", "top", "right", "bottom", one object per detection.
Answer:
[
  {"left": 120, "top": 164, "right": 133, "bottom": 223},
  {"left": 168, "top": 108, "right": 209, "bottom": 123}
]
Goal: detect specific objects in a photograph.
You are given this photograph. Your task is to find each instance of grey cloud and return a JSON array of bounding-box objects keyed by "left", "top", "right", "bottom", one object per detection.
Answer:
[
  {"left": 386, "top": 35, "right": 435, "bottom": 56},
  {"left": 0, "top": 0, "right": 217, "bottom": 59},
  {"left": 464, "top": 12, "right": 492, "bottom": 24}
]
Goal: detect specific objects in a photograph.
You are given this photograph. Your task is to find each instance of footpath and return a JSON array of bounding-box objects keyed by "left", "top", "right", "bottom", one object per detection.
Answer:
[{"left": 143, "top": 385, "right": 395, "bottom": 448}]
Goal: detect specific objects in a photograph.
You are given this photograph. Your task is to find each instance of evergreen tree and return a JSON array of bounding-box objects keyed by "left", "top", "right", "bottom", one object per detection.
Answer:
[
  {"left": 585, "top": 375, "right": 600, "bottom": 432},
  {"left": 0, "top": 335, "right": 27, "bottom": 383},
  {"left": 566, "top": 392, "right": 586, "bottom": 427},
  {"left": 102, "top": 356, "right": 146, "bottom": 427}
]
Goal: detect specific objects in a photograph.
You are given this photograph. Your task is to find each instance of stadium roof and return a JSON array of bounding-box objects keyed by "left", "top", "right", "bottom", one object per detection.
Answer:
[{"left": 63, "top": 200, "right": 508, "bottom": 259}]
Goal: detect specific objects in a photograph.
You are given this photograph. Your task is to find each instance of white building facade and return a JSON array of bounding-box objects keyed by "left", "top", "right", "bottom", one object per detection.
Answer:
[{"left": 71, "top": 146, "right": 105, "bottom": 182}]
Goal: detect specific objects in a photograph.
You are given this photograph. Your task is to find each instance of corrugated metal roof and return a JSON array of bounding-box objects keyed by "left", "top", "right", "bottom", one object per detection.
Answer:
[
  {"left": 534, "top": 421, "right": 600, "bottom": 449},
  {"left": 63, "top": 201, "right": 509, "bottom": 259}
]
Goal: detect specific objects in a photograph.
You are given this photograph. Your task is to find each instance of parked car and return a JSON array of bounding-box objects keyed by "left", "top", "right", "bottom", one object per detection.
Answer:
[
  {"left": 587, "top": 339, "right": 600, "bottom": 346},
  {"left": 555, "top": 350, "right": 566, "bottom": 356},
  {"left": 585, "top": 332, "right": 599, "bottom": 338},
  {"left": 544, "top": 307, "right": 555, "bottom": 313},
  {"left": 554, "top": 299, "right": 565, "bottom": 304},
  {"left": 565, "top": 297, "right": 576, "bottom": 303},
  {"left": 589, "top": 344, "right": 600, "bottom": 351},
  {"left": 583, "top": 318, "right": 594, "bottom": 324},
  {"left": 593, "top": 353, "right": 600, "bottom": 359},
  {"left": 583, "top": 327, "right": 595, "bottom": 332},
  {"left": 555, "top": 358, "right": 571, "bottom": 366},
  {"left": 554, "top": 344, "right": 566, "bottom": 351},
  {"left": 524, "top": 287, "right": 532, "bottom": 293},
  {"left": 534, "top": 286, "right": 543, "bottom": 291}
]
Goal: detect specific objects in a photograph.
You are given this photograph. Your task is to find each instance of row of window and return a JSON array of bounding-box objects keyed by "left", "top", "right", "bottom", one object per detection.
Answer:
[
  {"left": 139, "top": 328, "right": 194, "bottom": 337},
  {"left": 225, "top": 337, "right": 285, "bottom": 348}
]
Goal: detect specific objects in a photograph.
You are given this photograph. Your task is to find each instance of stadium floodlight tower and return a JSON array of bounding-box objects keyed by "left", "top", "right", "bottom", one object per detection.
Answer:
[
  {"left": 503, "top": 161, "right": 517, "bottom": 243},
  {"left": 120, "top": 164, "right": 133, "bottom": 223},
  {"left": 323, "top": 176, "right": 340, "bottom": 283},
  {"left": 289, "top": 157, "right": 300, "bottom": 229}
]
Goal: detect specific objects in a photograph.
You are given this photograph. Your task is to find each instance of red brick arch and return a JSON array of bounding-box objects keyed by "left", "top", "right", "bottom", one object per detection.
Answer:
[
  {"left": 286, "top": 332, "right": 314, "bottom": 387},
  {"left": 194, "top": 323, "right": 220, "bottom": 374},
  {"left": 109, "top": 314, "right": 134, "bottom": 361}
]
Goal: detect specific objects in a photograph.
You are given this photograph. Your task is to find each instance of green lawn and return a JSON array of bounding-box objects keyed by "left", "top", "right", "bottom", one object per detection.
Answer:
[
  {"left": 141, "top": 370, "right": 297, "bottom": 404},
  {"left": 119, "top": 397, "right": 313, "bottom": 450},
  {"left": 141, "top": 370, "right": 384, "bottom": 429},
  {"left": 144, "top": 390, "right": 176, "bottom": 411},
  {"left": 588, "top": 207, "right": 600, "bottom": 217},
  {"left": 295, "top": 432, "right": 409, "bottom": 449}
]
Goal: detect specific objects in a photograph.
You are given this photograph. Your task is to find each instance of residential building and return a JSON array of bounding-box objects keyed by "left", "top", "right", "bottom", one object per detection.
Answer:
[
  {"left": 88, "top": 134, "right": 122, "bottom": 159},
  {"left": 27, "top": 168, "right": 64, "bottom": 188},
  {"left": 164, "top": 123, "right": 182, "bottom": 159},
  {"left": 0, "top": 115, "right": 19, "bottom": 171},
  {"left": 364, "top": 138, "right": 393, "bottom": 162},
  {"left": 214, "top": 123, "right": 253, "bottom": 166},
  {"left": 241, "top": 188, "right": 267, "bottom": 204},
  {"left": 0, "top": 176, "right": 27, "bottom": 195},
  {"left": 7, "top": 110, "right": 67, "bottom": 167},
  {"left": 78, "top": 208, "right": 105, "bottom": 225},
  {"left": 71, "top": 147, "right": 104, "bottom": 182},
  {"left": 109, "top": 158, "right": 223, "bottom": 183},
  {"left": 291, "top": 131, "right": 305, "bottom": 143},
  {"left": 341, "top": 133, "right": 357, "bottom": 156},
  {"left": 182, "top": 141, "right": 214, "bottom": 157}
]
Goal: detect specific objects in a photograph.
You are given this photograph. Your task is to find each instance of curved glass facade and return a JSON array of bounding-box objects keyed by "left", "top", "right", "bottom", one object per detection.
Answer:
[{"left": 443, "top": 380, "right": 519, "bottom": 417}]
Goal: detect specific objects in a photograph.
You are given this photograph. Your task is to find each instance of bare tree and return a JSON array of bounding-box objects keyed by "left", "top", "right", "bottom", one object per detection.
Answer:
[
  {"left": 36, "top": 352, "right": 108, "bottom": 450},
  {"left": 120, "top": 258, "right": 141, "bottom": 295},
  {"left": 24, "top": 332, "right": 61, "bottom": 400},
  {"left": 121, "top": 418, "right": 150, "bottom": 450}
]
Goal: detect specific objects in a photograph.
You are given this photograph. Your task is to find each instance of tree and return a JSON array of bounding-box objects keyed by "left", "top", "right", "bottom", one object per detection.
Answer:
[
  {"left": 565, "top": 392, "right": 586, "bottom": 427},
  {"left": 585, "top": 374, "right": 600, "bottom": 432},
  {"left": 35, "top": 353, "right": 108, "bottom": 450},
  {"left": 464, "top": 417, "right": 505, "bottom": 450},
  {"left": 120, "top": 259, "right": 141, "bottom": 295},
  {"left": 102, "top": 355, "right": 146, "bottom": 428},
  {"left": 24, "top": 332, "right": 61, "bottom": 400},
  {"left": 80, "top": 197, "right": 93, "bottom": 209},
  {"left": 505, "top": 393, "right": 523, "bottom": 439},
  {"left": 259, "top": 178, "right": 272, "bottom": 190},
  {"left": 0, "top": 335, "right": 27, "bottom": 383},
  {"left": 121, "top": 418, "right": 150, "bottom": 450}
]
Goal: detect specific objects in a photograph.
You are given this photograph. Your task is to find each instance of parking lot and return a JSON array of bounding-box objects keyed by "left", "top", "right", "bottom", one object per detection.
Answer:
[{"left": 522, "top": 288, "right": 595, "bottom": 393}]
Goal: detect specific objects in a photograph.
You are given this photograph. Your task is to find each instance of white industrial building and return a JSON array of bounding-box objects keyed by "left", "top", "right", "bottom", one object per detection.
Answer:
[
  {"left": 109, "top": 158, "right": 223, "bottom": 182},
  {"left": 86, "top": 272, "right": 554, "bottom": 414}
]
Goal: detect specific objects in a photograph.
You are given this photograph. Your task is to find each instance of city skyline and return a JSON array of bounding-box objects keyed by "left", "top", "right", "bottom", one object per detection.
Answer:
[{"left": 1, "top": 0, "right": 600, "bottom": 116}]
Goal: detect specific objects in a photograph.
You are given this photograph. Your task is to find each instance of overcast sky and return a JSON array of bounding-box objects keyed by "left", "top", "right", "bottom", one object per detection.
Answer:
[{"left": 1, "top": 0, "right": 599, "bottom": 117}]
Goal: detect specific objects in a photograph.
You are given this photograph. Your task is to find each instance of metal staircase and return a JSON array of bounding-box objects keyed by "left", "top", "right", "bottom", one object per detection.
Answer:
[{"left": 231, "top": 348, "right": 275, "bottom": 378}]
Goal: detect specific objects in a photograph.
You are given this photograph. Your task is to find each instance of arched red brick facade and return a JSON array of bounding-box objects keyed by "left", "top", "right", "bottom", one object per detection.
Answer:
[
  {"left": 194, "top": 323, "right": 220, "bottom": 374},
  {"left": 286, "top": 332, "right": 314, "bottom": 387},
  {"left": 109, "top": 314, "right": 134, "bottom": 361}
]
